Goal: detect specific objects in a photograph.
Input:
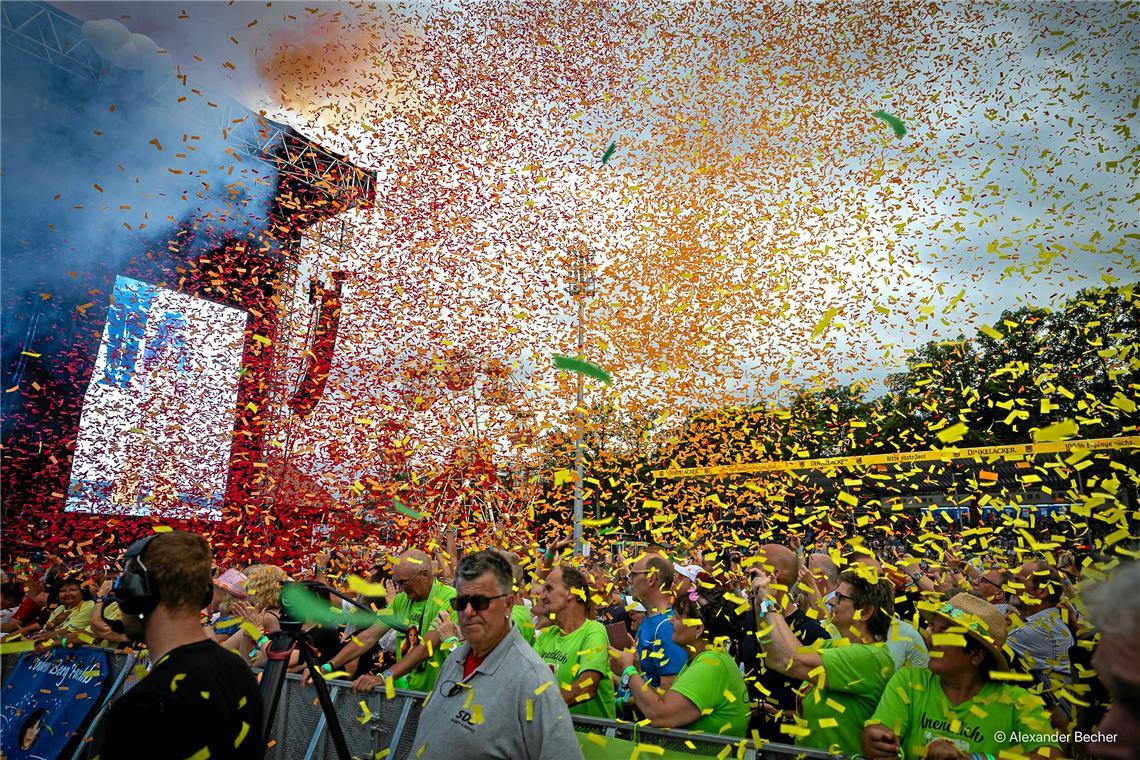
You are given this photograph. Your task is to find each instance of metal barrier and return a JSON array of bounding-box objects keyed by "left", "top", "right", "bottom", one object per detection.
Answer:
[
  {"left": 262, "top": 674, "right": 838, "bottom": 760},
  {"left": 3, "top": 651, "right": 840, "bottom": 759}
]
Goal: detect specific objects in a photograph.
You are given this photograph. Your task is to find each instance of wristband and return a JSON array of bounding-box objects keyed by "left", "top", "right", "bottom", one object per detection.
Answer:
[
  {"left": 442, "top": 636, "right": 459, "bottom": 646},
  {"left": 543, "top": 548, "right": 555, "bottom": 560},
  {"left": 380, "top": 668, "right": 394, "bottom": 682},
  {"left": 255, "top": 634, "right": 270, "bottom": 649},
  {"left": 756, "top": 598, "right": 779, "bottom": 617},
  {"left": 619, "top": 665, "right": 639, "bottom": 690},
  {"left": 320, "top": 662, "right": 333, "bottom": 674}
]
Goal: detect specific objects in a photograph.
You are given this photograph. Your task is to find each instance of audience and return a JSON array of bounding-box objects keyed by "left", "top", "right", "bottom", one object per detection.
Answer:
[
  {"left": 863, "top": 594, "right": 1060, "bottom": 759},
  {"left": 613, "top": 586, "right": 749, "bottom": 735},
  {"left": 0, "top": 522, "right": 1134, "bottom": 760}
]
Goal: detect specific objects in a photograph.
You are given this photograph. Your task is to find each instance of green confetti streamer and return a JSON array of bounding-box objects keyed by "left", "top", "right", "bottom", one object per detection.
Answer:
[
  {"left": 393, "top": 498, "right": 424, "bottom": 520},
  {"left": 553, "top": 354, "right": 612, "bottom": 385},
  {"left": 872, "top": 110, "right": 907, "bottom": 137},
  {"left": 600, "top": 140, "right": 617, "bottom": 165},
  {"left": 280, "top": 584, "right": 410, "bottom": 633}
]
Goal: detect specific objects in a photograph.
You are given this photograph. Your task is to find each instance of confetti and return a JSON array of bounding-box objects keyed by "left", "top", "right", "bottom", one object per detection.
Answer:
[
  {"left": 553, "top": 354, "right": 612, "bottom": 385},
  {"left": 871, "top": 110, "right": 907, "bottom": 137}
]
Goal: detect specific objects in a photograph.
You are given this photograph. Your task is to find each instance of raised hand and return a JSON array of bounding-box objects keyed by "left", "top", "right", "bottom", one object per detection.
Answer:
[
  {"left": 749, "top": 569, "right": 774, "bottom": 602},
  {"left": 435, "top": 610, "right": 460, "bottom": 642}
]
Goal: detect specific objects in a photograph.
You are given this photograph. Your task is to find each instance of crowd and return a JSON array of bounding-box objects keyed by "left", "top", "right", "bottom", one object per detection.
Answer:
[{"left": 1, "top": 520, "right": 1137, "bottom": 760}]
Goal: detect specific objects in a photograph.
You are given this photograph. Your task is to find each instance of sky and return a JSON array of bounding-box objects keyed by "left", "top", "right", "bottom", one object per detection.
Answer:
[{"left": 37, "top": 0, "right": 1140, "bottom": 496}]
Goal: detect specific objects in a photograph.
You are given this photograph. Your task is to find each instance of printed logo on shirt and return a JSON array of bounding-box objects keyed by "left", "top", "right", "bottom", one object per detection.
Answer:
[
  {"left": 542, "top": 648, "right": 570, "bottom": 666},
  {"left": 920, "top": 712, "right": 984, "bottom": 745},
  {"left": 450, "top": 708, "right": 478, "bottom": 733}
]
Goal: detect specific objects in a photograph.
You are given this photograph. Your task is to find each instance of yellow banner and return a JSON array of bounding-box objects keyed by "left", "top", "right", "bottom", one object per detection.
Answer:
[{"left": 651, "top": 435, "right": 1140, "bottom": 479}]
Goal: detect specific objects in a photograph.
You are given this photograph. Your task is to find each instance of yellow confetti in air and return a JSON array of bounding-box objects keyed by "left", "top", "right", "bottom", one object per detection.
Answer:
[
  {"left": 937, "top": 422, "right": 969, "bottom": 444},
  {"left": 184, "top": 748, "right": 210, "bottom": 760},
  {"left": 347, "top": 575, "right": 389, "bottom": 597},
  {"left": 932, "top": 633, "right": 969, "bottom": 647},
  {"left": 810, "top": 306, "right": 840, "bottom": 340},
  {"left": 988, "top": 671, "right": 1035, "bottom": 682},
  {"left": 980, "top": 324, "right": 1004, "bottom": 340},
  {"left": 1032, "top": 418, "right": 1079, "bottom": 442},
  {"left": 170, "top": 673, "right": 186, "bottom": 692},
  {"left": 233, "top": 721, "right": 249, "bottom": 748}
]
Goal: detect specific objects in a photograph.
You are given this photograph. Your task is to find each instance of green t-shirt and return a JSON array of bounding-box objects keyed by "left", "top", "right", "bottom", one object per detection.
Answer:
[
  {"left": 512, "top": 604, "right": 536, "bottom": 645},
  {"left": 870, "top": 666, "right": 1060, "bottom": 759},
  {"left": 534, "top": 619, "right": 616, "bottom": 718},
  {"left": 389, "top": 580, "right": 457, "bottom": 692},
  {"left": 669, "top": 648, "right": 750, "bottom": 738},
  {"left": 800, "top": 640, "right": 895, "bottom": 756}
]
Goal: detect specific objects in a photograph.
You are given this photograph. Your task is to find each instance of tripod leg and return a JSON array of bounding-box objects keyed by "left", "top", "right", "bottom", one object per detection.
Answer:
[
  {"left": 259, "top": 655, "right": 292, "bottom": 741},
  {"left": 302, "top": 648, "right": 353, "bottom": 760}
]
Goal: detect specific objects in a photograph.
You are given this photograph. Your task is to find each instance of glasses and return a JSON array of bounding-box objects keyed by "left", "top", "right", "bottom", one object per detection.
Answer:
[
  {"left": 450, "top": 593, "right": 508, "bottom": 612},
  {"left": 833, "top": 592, "right": 856, "bottom": 605},
  {"left": 628, "top": 570, "right": 652, "bottom": 577},
  {"left": 974, "top": 576, "right": 1002, "bottom": 590},
  {"left": 393, "top": 569, "right": 425, "bottom": 588}
]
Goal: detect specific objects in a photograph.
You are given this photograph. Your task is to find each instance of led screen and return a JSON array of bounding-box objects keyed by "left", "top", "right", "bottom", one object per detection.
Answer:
[{"left": 65, "top": 276, "right": 248, "bottom": 519}]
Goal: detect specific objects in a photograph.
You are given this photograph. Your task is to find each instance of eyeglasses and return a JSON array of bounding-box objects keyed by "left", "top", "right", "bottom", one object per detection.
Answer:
[
  {"left": 833, "top": 592, "right": 856, "bottom": 605},
  {"left": 450, "top": 593, "right": 508, "bottom": 612},
  {"left": 974, "top": 576, "right": 1002, "bottom": 590},
  {"left": 393, "top": 569, "right": 425, "bottom": 588},
  {"left": 628, "top": 570, "right": 652, "bottom": 577}
]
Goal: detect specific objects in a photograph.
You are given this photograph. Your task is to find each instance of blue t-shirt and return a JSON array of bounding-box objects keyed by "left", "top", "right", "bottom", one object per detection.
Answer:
[{"left": 637, "top": 610, "right": 688, "bottom": 686}]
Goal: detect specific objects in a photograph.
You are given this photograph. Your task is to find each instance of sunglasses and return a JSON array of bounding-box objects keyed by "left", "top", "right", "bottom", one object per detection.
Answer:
[{"left": 450, "top": 593, "right": 508, "bottom": 612}]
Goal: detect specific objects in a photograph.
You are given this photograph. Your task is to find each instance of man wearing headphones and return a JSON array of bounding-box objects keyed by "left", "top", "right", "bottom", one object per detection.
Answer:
[{"left": 96, "top": 531, "right": 265, "bottom": 759}]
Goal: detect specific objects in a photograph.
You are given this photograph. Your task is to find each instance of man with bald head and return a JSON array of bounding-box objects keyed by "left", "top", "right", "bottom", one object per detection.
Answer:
[
  {"left": 807, "top": 553, "right": 839, "bottom": 605},
  {"left": 312, "top": 548, "right": 458, "bottom": 694},
  {"left": 628, "top": 552, "right": 688, "bottom": 689},
  {"left": 742, "top": 543, "right": 830, "bottom": 740}
]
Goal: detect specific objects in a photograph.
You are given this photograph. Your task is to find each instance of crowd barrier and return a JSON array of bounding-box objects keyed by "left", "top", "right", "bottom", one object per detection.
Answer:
[{"left": 2, "top": 648, "right": 840, "bottom": 759}]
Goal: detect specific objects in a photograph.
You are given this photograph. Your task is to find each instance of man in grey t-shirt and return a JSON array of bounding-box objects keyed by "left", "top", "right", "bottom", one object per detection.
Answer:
[{"left": 410, "top": 551, "right": 583, "bottom": 760}]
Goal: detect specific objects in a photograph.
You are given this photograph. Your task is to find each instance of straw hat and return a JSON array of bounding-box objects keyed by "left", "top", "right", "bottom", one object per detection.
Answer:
[
  {"left": 213, "top": 568, "right": 248, "bottom": 599},
  {"left": 919, "top": 593, "right": 1010, "bottom": 671}
]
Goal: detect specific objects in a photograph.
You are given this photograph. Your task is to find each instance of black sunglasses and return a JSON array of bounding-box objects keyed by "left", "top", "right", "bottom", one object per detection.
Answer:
[{"left": 450, "top": 593, "right": 508, "bottom": 612}]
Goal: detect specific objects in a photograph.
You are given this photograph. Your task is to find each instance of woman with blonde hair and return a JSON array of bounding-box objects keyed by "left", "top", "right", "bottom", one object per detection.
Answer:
[{"left": 223, "top": 565, "right": 289, "bottom": 663}]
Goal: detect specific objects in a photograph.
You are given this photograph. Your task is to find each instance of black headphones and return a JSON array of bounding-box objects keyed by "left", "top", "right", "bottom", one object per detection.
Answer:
[{"left": 112, "top": 534, "right": 214, "bottom": 617}]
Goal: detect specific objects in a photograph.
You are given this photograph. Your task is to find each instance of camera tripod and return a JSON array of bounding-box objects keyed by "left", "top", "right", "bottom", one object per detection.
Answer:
[{"left": 259, "top": 621, "right": 351, "bottom": 760}]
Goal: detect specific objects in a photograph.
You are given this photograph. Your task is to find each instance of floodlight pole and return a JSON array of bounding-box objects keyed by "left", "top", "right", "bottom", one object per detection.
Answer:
[{"left": 567, "top": 245, "right": 595, "bottom": 556}]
